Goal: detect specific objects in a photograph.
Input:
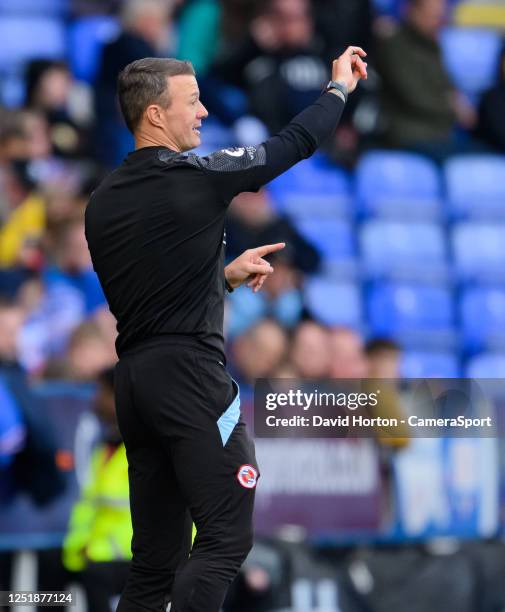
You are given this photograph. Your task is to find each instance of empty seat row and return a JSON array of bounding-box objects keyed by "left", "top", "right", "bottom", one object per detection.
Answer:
[
  {"left": 268, "top": 152, "right": 505, "bottom": 222},
  {"left": 401, "top": 351, "right": 505, "bottom": 379},
  {"left": 304, "top": 277, "right": 505, "bottom": 353},
  {"left": 294, "top": 218, "right": 505, "bottom": 283}
]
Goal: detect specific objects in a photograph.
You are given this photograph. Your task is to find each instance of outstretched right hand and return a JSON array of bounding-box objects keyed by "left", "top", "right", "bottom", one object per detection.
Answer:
[{"left": 332, "top": 46, "right": 368, "bottom": 94}]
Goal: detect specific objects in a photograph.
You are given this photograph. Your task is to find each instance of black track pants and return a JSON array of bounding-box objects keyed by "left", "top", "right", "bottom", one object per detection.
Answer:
[{"left": 114, "top": 338, "right": 259, "bottom": 612}]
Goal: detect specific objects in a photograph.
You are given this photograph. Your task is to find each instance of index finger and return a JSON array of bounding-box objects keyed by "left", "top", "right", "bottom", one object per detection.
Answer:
[
  {"left": 255, "top": 242, "right": 286, "bottom": 257},
  {"left": 352, "top": 56, "right": 368, "bottom": 79},
  {"left": 344, "top": 46, "right": 366, "bottom": 58}
]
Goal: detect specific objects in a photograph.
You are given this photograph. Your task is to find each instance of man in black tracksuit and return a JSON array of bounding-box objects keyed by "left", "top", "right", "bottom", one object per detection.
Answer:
[{"left": 85, "top": 46, "right": 367, "bottom": 612}]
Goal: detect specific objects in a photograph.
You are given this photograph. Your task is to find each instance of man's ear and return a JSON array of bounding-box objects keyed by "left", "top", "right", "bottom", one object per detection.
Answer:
[{"left": 145, "top": 104, "right": 164, "bottom": 128}]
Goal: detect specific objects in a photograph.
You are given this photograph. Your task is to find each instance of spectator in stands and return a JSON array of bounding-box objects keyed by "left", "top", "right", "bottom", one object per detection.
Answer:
[
  {"left": 18, "top": 275, "right": 85, "bottom": 375},
  {"left": 211, "top": 0, "right": 328, "bottom": 134},
  {"left": 376, "top": 0, "right": 476, "bottom": 156},
  {"left": 0, "top": 162, "right": 45, "bottom": 275},
  {"left": 176, "top": 0, "right": 222, "bottom": 76},
  {"left": 477, "top": 43, "right": 505, "bottom": 153},
  {"left": 364, "top": 337, "right": 409, "bottom": 449},
  {"left": 0, "top": 298, "right": 24, "bottom": 366},
  {"left": 226, "top": 253, "right": 304, "bottom": 337},
  {"left": 220, "top": 0, "right": 268, "bottom": 42},
  {"left": 312, "top": 0, "right": 376, "bottom": 163},
  {"left": 25, "top": 60, "right": 92, "bottom": 158},
  {"left": 0, "top": 110, "right": 28, "bottom": 164},
  {"left": 225, "top": 190, "right": 318, "bottom": 336},
  {"left": 0, "top": 297, "right": 66, "bottom": 509},
  {"left": 0, "top": 109, "right": 51, "bottom": 165},
  {"left": 63, "top": 367, "right": 131, "bottom": 612},
  {"left": 363, "top": 337, "right": 409, "bottom": 528},
  {"left": 62, "top": 320, "right": 116, "bottom": 381},
  {"left": 44, "top": 219, "right": 106, "bottom": 314},
  {"left": 0, "top": 110, "right": 51, "bottom": 296},
  {"left": 0, "top": 373, "right": 25, "bottom": 501},
  {"left": 231, "top": 319, "right": 289, "bottom": 385},
  {"left": 18, "top": 111, "right": 53, "bottom": 161},
  {"left": 94, "top": 0, "right": 175, "bottom": 165},
  {"left": 290, "top": 320, "right": 331, "bottom": 378},
  {"left": 312, "top": 0, "right": 373, "bottom": 63},
  {"left": 226, "top": 190, "right": 320, "bottom": 274},
  {"left": 328, "top": 327, "right": 368, "bottom": 378},
  {"left": 93, "top": 306, "right": 119, "bottom": 361},
  {"left": 0, "top": 297, "right": 27, "bottom": 490},
  {"left": 365, "top": 337, "right": 402, "bottom": 379},
  {"left": 42, "top": 167, "right": 89, "bottom": 229},
  {"left": 17, "top": 219, "right": 106, "bottom": 374}
]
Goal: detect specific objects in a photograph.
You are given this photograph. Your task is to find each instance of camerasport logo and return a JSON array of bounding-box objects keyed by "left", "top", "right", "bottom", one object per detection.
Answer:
[{"left": 237, "top": 464, "right": 258, "bottom": 489}]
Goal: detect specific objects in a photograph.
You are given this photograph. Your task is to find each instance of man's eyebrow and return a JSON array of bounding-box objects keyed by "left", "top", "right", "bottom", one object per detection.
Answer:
[{"left": 190, "top": 91, "right": 200, "bottom": 99}]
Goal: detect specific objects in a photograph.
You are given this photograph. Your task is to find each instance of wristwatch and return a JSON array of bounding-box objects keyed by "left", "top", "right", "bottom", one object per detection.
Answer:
[
  {"left": 225, "top": 278, "right": 234, "bottom": 293},
  {"left": 326, "top": 80, "right": 348, "bottom": 103}
]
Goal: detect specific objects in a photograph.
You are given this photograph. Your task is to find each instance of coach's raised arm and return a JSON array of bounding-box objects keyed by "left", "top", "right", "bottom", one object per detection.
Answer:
[{"left": 191, "top": 46, "right": 368, "bottom": 200}]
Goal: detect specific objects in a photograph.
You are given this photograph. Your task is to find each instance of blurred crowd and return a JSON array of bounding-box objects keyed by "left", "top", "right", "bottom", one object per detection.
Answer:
[
  {"left": 2, "top": 0, "right": 505, "bottom": 609},
  {"left": 1, "top": 0, "right": 505, "bottom": 386}
]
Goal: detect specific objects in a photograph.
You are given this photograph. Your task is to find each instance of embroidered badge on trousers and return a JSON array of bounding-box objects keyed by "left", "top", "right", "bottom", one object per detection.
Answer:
[{"left": 237, "top": 464, "right": 258, "bottom": 489}]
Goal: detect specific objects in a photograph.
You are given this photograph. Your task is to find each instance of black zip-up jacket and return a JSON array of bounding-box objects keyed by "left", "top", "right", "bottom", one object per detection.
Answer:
[{"left": 85, "top": 92, "right": 344, "bottom": 360}]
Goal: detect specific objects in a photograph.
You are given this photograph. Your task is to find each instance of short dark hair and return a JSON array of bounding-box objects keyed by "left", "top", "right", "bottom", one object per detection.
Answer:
[
  {"left": 117, "top": 57, "right": 195, "bottom": 133},
  {"left": 364, "top": 337, "right": 401, "bottom": 356}
]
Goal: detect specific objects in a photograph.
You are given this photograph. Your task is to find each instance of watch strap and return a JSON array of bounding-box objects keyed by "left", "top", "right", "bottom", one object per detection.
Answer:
[{"left": 326, "top": 80, "right": 348, "bottom": 103}]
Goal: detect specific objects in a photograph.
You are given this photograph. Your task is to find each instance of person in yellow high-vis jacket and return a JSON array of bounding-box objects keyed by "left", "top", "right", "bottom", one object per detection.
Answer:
[
  {"left": 63, "top": 441, "right": 132, "bottom": 571},
  {"left": 63, "top": 367, "right": 132, "bottom": 612}
]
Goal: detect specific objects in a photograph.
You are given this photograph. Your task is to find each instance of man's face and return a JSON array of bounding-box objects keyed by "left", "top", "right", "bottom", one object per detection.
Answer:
[
  {"left": 367, "top": 350, "right": 401, "bottom": 379},
  {"left": 272, "top": 0, "right": 313, "bottom": 49},
  {"left": 159, "top": 75, "right": 208, "bottom": 152},
  {"left": 0, "top": 306, "right": 23, "bottom": 361},
  {"left": 409, "top": 0, "right": 447, "bottom": 38},
  {"left": 94, "top": 381, "right": 116, "bottom": 426},
  {"left": 291, "top": 323, "right": 331, "bottom": 378},
  {"left": 329, "top": 329, "right": 368, "bottom": 378}
]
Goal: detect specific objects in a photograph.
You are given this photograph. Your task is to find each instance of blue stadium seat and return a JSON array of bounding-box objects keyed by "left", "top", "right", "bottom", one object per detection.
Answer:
[
  {"left": 0, "top": 0, "right": 67, "bottom": 15},
  {"left": 304, "top": 277, "right": 362, "bottom": 327},
  {"left": 294, "top": 218, "right": 356, "bottom": 276},
  {"left": 401, "top": 351, "right": 461, "bottom": 378},
  {"left": 452, "top": 222, "right": 505, "bottom": 282},
  {"left": 360, "top": 220, "right": 447, "bottom": 281},
  {"left": 68, "top": 16, "right": 120, "bottom": 83},
  {"left": 368, "top": 283, "right": 455, "bottom": 348},
  {"left": 355, "top": 151, "right": 442, "bottom": 219},
  {"left": 441, "top": 28, "right": 502, "bottom": 97},
  {"left": 0, "top": 17, "right": 66, "bottom": 69},
  {"left": 467, "top": 353, "right": 505, "bottom": 378},
  {"left": 445, "top": 155, "right": 505, "bottom": 219},
  {"left": 267, "top": 158, "right": 352, "bottom": 219},
  {"left": 372, "top": 0, "right": 402, "bottom": 17},
  {"left": 461, "top": 286, "right": 505, "bottom": 352}
]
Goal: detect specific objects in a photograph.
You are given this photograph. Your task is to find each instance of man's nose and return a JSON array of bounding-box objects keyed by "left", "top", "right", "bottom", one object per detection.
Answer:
[{"left": 198, "top": 102, "right": 209, "bottom": 119}]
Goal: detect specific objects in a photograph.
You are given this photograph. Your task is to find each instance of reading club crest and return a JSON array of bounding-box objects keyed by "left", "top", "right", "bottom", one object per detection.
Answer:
[{"left": 237, "top": 464, "right": 258, "bottom": 489}]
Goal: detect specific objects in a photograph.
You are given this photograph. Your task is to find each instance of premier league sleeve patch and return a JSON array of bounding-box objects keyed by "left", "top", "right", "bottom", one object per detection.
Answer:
[
  {"left": 237, "top": 464, "right": 258, "bottom": 489},
  {"left": 186, "top": 146, "right": 267, "bottom": 173}
]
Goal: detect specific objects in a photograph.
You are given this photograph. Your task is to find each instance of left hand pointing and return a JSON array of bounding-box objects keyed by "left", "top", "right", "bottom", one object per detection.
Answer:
[{"left": 224, "top": 243, "right": 286, "bottom": 292}]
